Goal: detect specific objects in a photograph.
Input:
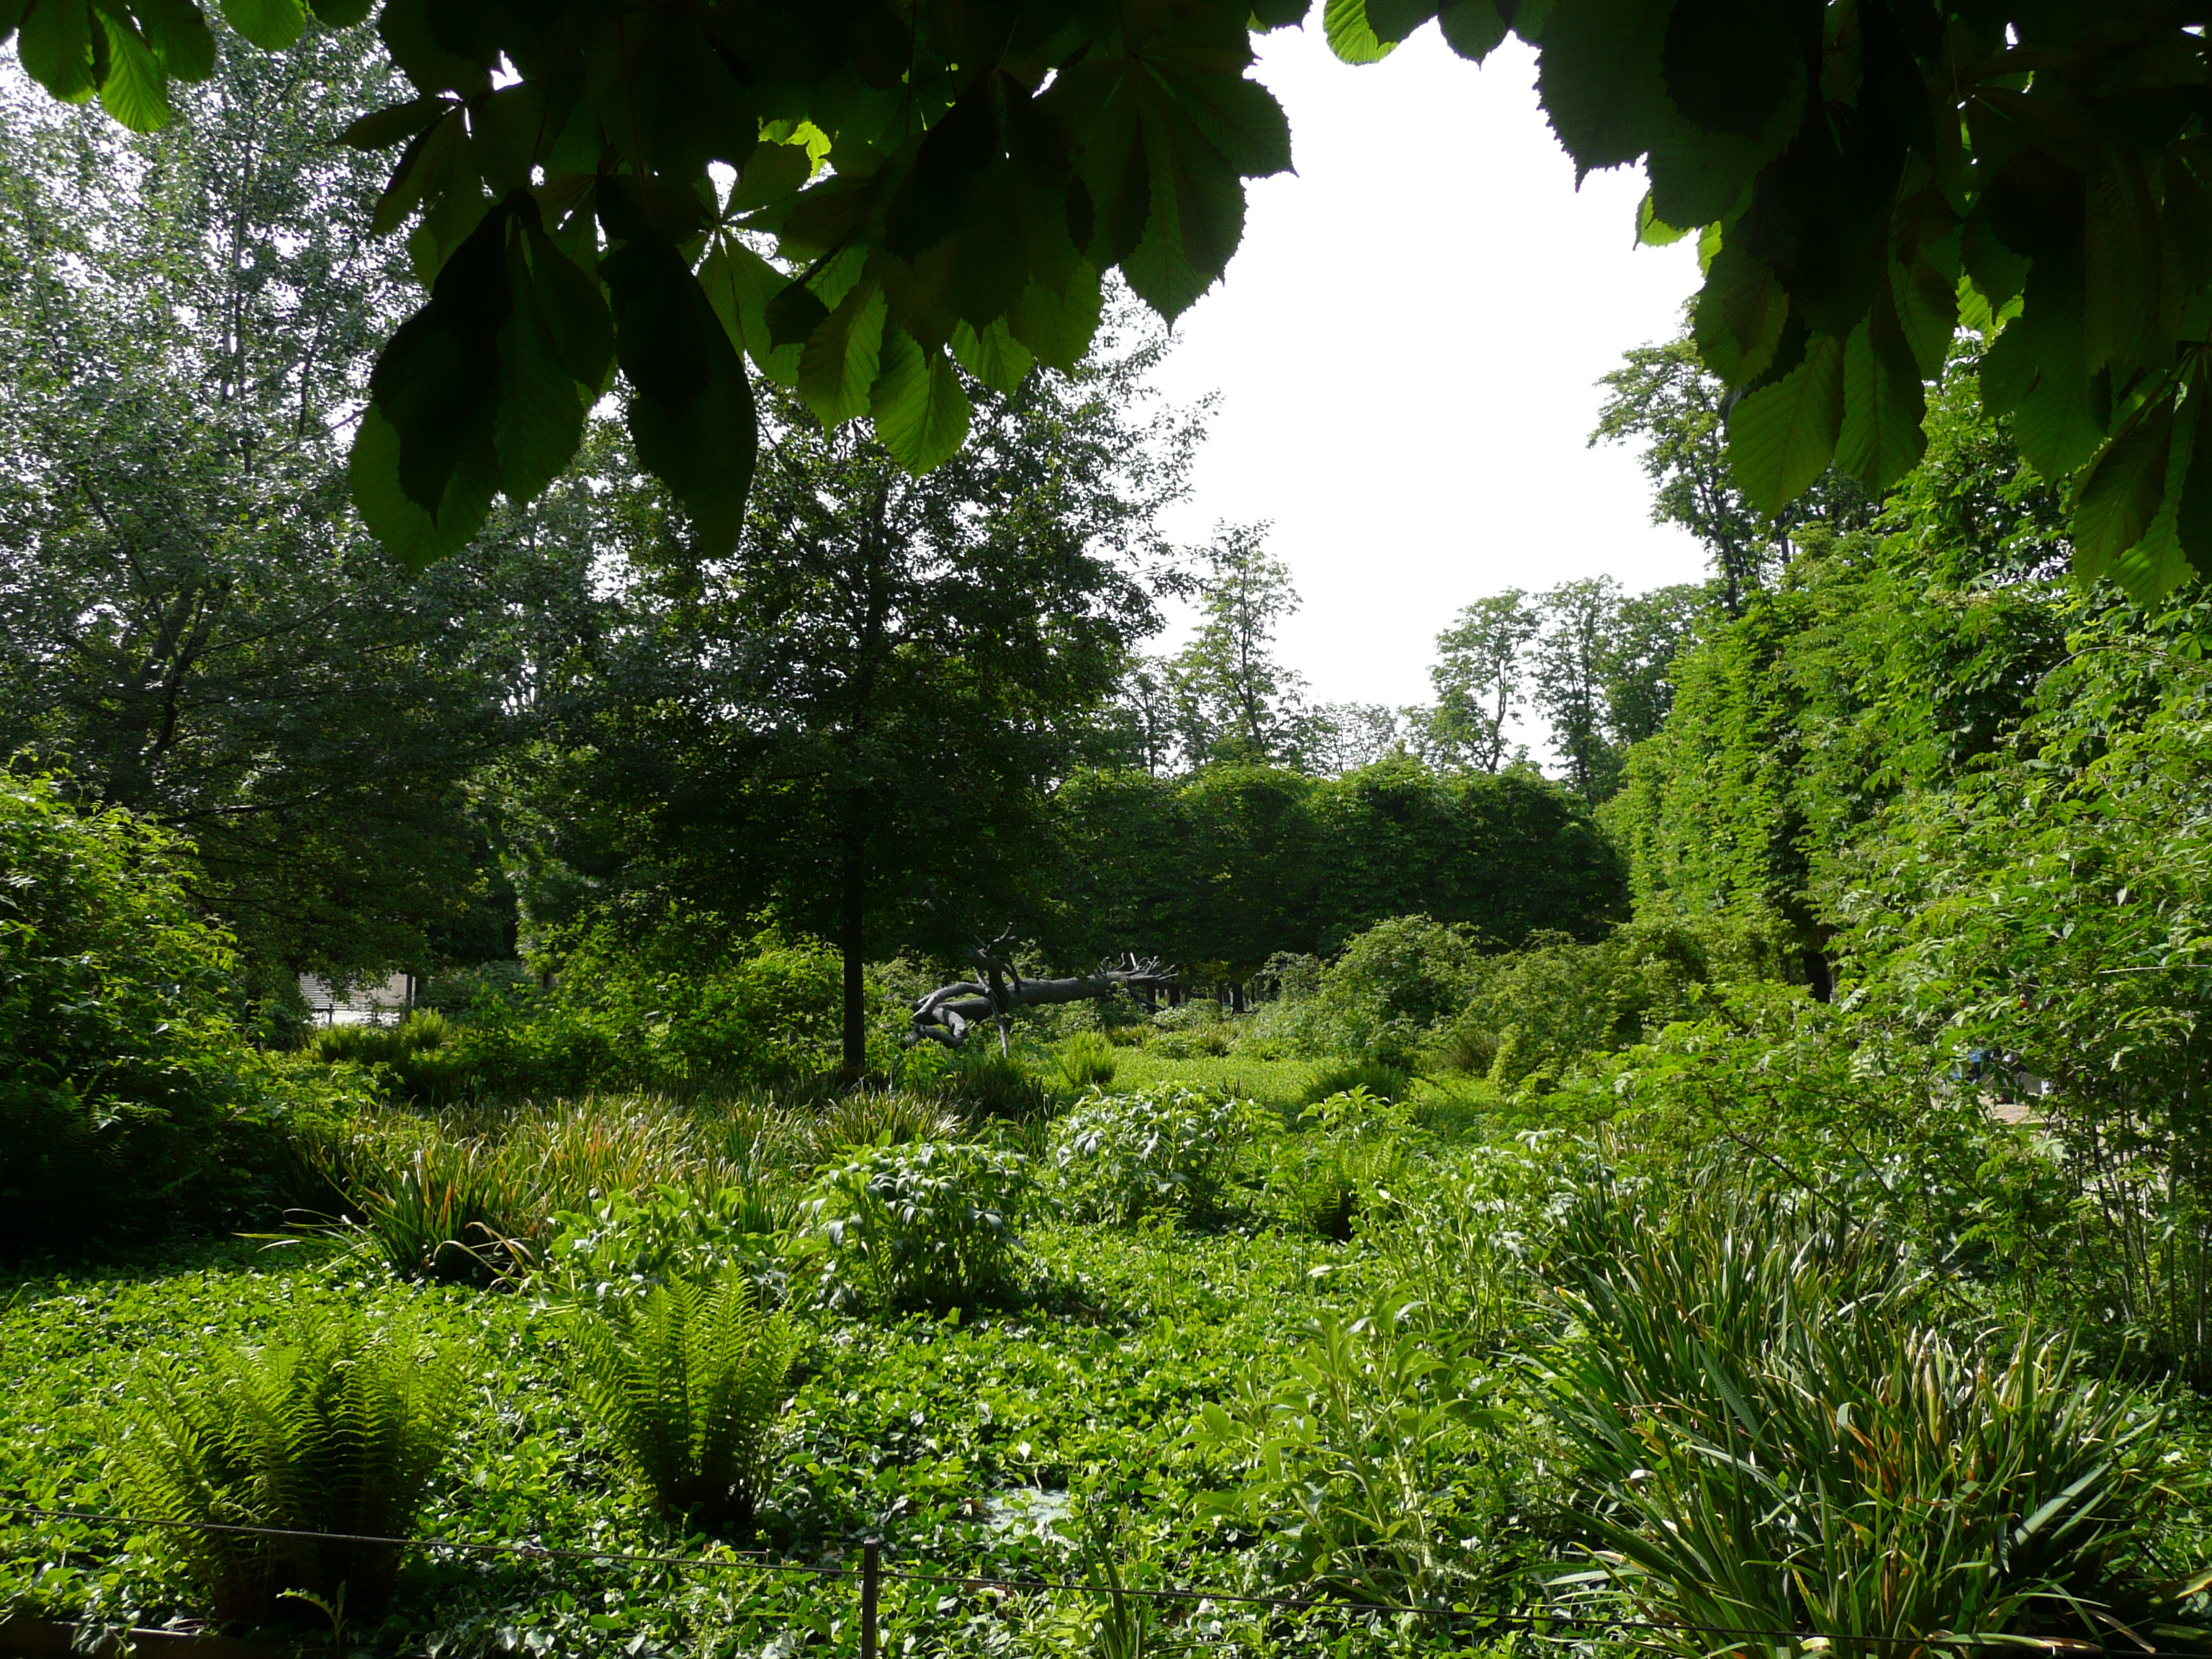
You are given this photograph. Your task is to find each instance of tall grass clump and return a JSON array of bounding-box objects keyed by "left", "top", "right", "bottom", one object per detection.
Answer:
[
  {"left": 1057, "top": 1030, "right": 1118, "bottom": 1090},
  {"left": 1051, "top": 1084, "right": 1249, "bottom": 1226},
  {"left": 339, "top": 1134, "right": 543, "bottom": 1286},
  {"left": 1545, "top": 1180, "right": 2166, "bottom": 1655},
  {"left": 568, "top": 1271, "right": 799, "bottom": 1534},
  {"left": 115, "top": 1310, "right": 467, "bottom": 1620},
  {"left": 941, "top": 1051, "right": 1053, "bottom": 1120},
  {"left": 806, "top": 1089, "right": 965, "bottom": 1159}
]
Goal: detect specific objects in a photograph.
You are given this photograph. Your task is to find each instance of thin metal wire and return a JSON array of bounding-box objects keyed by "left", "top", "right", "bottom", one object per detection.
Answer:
[
  {"left": 1, "top": 1502, "right": 2197, "bottom": 1656},
  {"left": 0, "top": 1503, "right": 850, "bottom": 1583}
]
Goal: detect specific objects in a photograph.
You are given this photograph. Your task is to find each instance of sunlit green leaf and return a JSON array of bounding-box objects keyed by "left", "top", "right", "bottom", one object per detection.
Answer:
[
  {"left": 797, "top": 279, "right": 886, "bottom": 428},
  {"left": 1725, "top": 333, "right": 1844, "bottom": 518},
  {"left": 92, "top": 8, "right": 168, "bottom": 131},
  {"left": 219, "top": 0, "right": 302, "bottom": 51},
  {"left": 1322, "top": 0, "right": 1394, "bottom": 63},
  {"left": 871, "top": 328, "right": 971, "bottom": 472}
]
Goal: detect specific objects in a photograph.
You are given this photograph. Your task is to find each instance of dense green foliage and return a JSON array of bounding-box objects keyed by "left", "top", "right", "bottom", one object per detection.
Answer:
[
  {"left": 1547, "top": 1184, "right": 2165, "bottom": 1655},
  {"left": 1053, "top": 757, "right": 1624, "bottom": 977},
  {"left": 526, "top": 329, "right": 1191, "bottom": 1073},
  {"left": 0, "top": 773, "right": 312, "bottom": 1259},
  {"left": 1048, "top": 1084, "right": 1249, "bottom": 1226},
  {"left": 0, "top": 32, "right": 601, "bottom": 986},
  {"left": 796, "top": 1139, "right": 1034, "bottom": 1313},
  {"left": 7, "top": 1, "right": 2196, "bottom": 624},
  {"left": 17, "top": 18, "right": 2212, "bottom": 1659}
]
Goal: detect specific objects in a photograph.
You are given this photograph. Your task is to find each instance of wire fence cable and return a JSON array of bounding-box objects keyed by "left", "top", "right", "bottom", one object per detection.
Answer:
[{"left": 0, "top": 1501, "right": 2195, "bottom": 1657}]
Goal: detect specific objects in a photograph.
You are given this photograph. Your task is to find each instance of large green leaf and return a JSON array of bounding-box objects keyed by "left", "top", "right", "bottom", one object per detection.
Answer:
[
  {"left": 603, "top": 233, "right": 757, "bottom": 553},
  {"left": 1007, "top": 263, "right": 1102, "bottom": 372},
  {"left": 2072, "top": 397, "right": 2175, "bottom": 581},
  {"left": 19, "top": 0, "right": 96, "bottom": 101},
  {"left": 1980, "top": 264, "right": 2107, "bottom": 483},
  {"left": 219, "top": 0, "right": 301, "bottom": 51},
  {"left": 2103, "top": 388, "right": 2198, "bottom": 606},
  {"left": 524, "top": 225, "right": 612, "bottom": 389},
  {"left": 797, "top": 279, "right": 886, "bottom": 427},
  {"left": 1120, "top": 76, "right": 1246, "bottom": 320},
  {"left": 492, "top": 273, "right": 585, "bottom": 504},
  {"left": 1725, "top": 332, "right": 1844, "bottom": 517},
  {"left": 1536, "top": 0, "right": 1670, "bottom": 179},
  {"left": 871, "top": 328, "right": 972, "bottom": 473},
  {"left": 1835, "top": 306, "right": 1926, "bottom": 494},
  {"left": 1660, "top": 0, "right": 1807, "bottom": 140},
  {"left": 1694, "top": 243, "right": 1787, "bottom": 387},
  {"left": 1322, "top": 0, "right": 1395, "bottom": 63},
  {"left": 132, "top": 0, "right": 212, "bottom": 81},
  {"left": 2082, "top": 148, "right": 2159, "bottom": 376},
  {"left": 949, "top": 317, "right": 1034, "bottom": 395},
  {"left": 348, "top": 405, "right": 496, "bottom": 572},
  {"left": 700, "top": 238, "right": 802, "bottom": 387},
  {"left": 729, "top": 140, "right": 812, "bottom": 214},
  {"left": 91, "top": 7, "right": 167, "bottom": 130},
  {"left": 1890, "top": 254, "right": 1960, "bottom": 380},
  {"left": 1436, "top": 0, "right": 1508, "bottom": 61}
]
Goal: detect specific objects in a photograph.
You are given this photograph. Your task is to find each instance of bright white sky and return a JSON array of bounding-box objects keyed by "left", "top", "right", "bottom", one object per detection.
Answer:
[{"left": 1143, "top": 24, "right": 1709, "bottom": 709}]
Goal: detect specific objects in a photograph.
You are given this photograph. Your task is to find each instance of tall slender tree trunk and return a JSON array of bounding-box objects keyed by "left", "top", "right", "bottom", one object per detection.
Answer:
[{"left": 840, "top": 798, "right": 867, "bottom": 1078}]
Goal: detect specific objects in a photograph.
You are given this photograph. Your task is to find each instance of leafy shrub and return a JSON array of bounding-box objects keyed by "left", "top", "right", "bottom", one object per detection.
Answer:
[
  {"left": 796, "top": 1140, "right": 1033, "bottom": 1311},
  {"left": 1361, "top": 1136, "right": 1589, "bottom": 1339},
  {"left": 1050, "top": 1084, "right": 1249, "bottom": 1226},
  {"left": 299, "top": 920, "right": 845, "bottom": 1105},
  {"left": 0, "top": 772, "right": 296, "bottom": 1257},
  {"left": 1444, "top": 920, "right": 1732, "bottom": 1089},
  {"left": 1143, "top": 999, "right": 1236, "bottom": 1058},
  {"left": 1058, "top": 1030, "right": 1118, "bottom": 1090},
  {"left": 115, "top": 1308, "right": 467, "bottom": 1620},
  {"left": 1268, "top": 1087, "right": 1417, "bottom": 1242},
  {"left": 568, "top": 1271, "right": 799, "bottom": 1534},
  {"left": 1194, "top": 1292, "right": 1506, "bottom": 1604},
  {"left": 1303, "top": 1059, "right": 1410, "bottom": 1105},
  {"left": 546, "top": 1183, "right": 791, "bottom": 1306},
  {"left": 307, "top": 1010, "right": 471, "bottom": 1105},
  {"left": 1545, "top": 1181, "right": 2165, "bottom": 1652},
  {"left": 1252, "top": 917, "right": 1479, "bottom": 1064}
]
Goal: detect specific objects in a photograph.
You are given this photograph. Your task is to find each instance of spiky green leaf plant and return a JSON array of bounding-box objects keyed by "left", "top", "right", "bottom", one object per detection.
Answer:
[
  {"left": 114, "top": 1310, "right": 467, "bottom": 1621},
  {"left": 567, "top": 1270, "right": 799, "bottom": 1534},
  {"left": 1544, "top": 1182, "right": 2164, "bottom": 1658}
]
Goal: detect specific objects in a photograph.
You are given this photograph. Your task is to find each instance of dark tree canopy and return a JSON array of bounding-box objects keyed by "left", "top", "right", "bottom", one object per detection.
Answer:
[{"left": 2, "top": 1, "right": 2201, "bottom": 616}]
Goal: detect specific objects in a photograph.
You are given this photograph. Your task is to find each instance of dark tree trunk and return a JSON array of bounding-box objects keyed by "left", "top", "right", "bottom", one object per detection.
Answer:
[{"left": 840, "top": 801, "right": 866, "bottom": 1077}]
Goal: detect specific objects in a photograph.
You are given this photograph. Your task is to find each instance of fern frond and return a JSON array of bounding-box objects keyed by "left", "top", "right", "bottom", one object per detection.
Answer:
[{"left": 567, "top": 1269, "right": 797, "bottom": 1532}]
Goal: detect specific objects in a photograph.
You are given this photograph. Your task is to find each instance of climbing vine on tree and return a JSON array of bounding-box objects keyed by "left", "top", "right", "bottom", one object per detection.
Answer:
[{"left": 4, "top": 1, "right": 2207, "bottom": 608}]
